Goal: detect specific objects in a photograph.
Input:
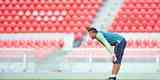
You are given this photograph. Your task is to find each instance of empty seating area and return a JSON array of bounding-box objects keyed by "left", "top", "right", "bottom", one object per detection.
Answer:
[
  {"left": 0, "top": 33, "right": 72, "bottom": 49},
  {"left": 81, "top": 39, "right": 160, "bottom": 48},
  {"left": 0, "top": 0, "right": 103, "bottom": 34},
  {"left": 0, "top": 0, "right": 159, "bottom": 49},
  {"left": 0, "top": 40, "right": 64, "bottom": 48},
  {"left": 109, "top": 0, "right": 160, "bottom": 32},
  {"left": 127, "top": 39, "right": 160, "bottom": 48}
]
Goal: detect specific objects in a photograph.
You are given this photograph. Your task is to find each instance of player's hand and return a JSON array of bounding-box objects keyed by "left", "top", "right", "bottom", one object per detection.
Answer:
[{"left": 112, "top": 53, "right": 117, "bottom": 62}]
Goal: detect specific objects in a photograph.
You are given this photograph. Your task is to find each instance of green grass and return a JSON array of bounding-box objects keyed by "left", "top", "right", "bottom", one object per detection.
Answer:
[{"left": 0, "top": 73, "right": 160, "bottom": 80}]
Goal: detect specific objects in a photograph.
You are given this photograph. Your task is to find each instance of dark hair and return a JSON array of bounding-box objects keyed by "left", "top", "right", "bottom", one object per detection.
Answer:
[{"left": 87, "top": 27, "right": 98, "bottom": 33}]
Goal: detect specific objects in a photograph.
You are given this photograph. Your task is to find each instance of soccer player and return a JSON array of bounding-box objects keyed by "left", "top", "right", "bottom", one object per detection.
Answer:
[{"left": 87, "top": 27, "right": 127, "bottom": 80}]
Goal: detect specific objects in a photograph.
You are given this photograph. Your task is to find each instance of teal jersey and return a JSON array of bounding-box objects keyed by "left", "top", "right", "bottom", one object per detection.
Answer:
[{"left": 96, "top": 31, "right": 124, "bottom": 45}]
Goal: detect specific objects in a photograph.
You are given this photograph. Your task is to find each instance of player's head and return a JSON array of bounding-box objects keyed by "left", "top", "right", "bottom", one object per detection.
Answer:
[{"left": 86, "top": 27, "right": 98, "bottom": 39}]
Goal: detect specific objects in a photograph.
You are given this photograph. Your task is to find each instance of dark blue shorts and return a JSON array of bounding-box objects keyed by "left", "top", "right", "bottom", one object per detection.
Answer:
[{"left": 113, "top": 39, "right": 127, "bottom": 64}]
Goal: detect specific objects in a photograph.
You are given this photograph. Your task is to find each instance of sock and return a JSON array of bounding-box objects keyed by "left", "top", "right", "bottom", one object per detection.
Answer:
[{"left": 110, "top": 74, "right": 117, "bottom": 77}]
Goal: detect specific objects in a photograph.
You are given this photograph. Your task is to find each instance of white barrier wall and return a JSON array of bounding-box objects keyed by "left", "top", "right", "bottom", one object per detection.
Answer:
[{"left": 0, "top": 33, "right": 74, "bottom": 73}]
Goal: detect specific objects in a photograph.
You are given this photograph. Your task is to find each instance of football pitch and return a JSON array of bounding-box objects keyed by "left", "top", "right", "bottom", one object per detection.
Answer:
[{"left": 0, "top": 73, "right": 160, "bottom": 80}]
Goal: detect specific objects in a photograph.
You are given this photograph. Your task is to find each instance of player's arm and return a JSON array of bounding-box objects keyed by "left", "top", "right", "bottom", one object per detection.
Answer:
[{"left": 96, "top": 32, "right": 114, "bottom": 55}]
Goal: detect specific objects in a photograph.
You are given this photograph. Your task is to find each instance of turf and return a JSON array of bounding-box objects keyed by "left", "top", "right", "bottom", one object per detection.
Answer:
[{"left": 0, "top": 73, "right": 160, "bottom": 80}]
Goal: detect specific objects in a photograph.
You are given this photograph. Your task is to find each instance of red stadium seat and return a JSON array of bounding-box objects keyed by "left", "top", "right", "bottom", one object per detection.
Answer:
[
  {"left": 74, "top": 32, "right": 83, "bottom": 40},
  {"left": 65, "top": 26, "right": 72, "bottom": 32},
  {"left": 153, "top": 26, "right": 160, "bottom": 32},
  {"left": 123, "top": 26, "right": 130, "bottom": 32}
]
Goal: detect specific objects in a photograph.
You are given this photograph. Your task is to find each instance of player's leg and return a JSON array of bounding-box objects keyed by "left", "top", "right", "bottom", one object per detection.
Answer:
[
  {"left": 111, "top": 52, "right": 124, "bottom": 76},
  {"left": 108, "top": 64, "right": 120, "bottom": 80},
  {"left": 112, "top": 64, "right": 121, "bottom": 75},
  {"left": 109, "top": 39, "right": 126, "bottom": 80},
  {"left": 109, "top": 64, "right": 121, "bottom": 80}
]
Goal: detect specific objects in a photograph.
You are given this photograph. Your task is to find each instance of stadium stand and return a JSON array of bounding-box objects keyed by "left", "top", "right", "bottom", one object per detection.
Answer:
[
  {"left": 0, "top": 0, "right": 103, "bottom": 34},
  {"left": 0, "top": 0, "right": 160, "bottom": 74},
  {"left": 109, "top": 0, "right": 160, "bottom": 32}
]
